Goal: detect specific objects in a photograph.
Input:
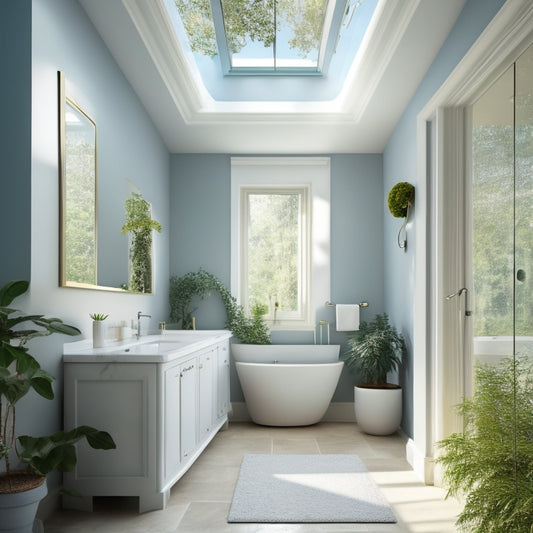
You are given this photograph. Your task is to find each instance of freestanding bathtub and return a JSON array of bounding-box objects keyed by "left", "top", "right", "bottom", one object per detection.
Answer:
[{"left": 232, "top": 343, "right": 343, "bottom": 426}]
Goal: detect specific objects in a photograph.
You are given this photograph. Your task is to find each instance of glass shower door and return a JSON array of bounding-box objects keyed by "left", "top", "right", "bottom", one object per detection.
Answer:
[
  {"left": 515, "top": 44, "right": 533, "bottom": 358},
  {"left": 471, "top": 43, "right": 532, "bottom": 370}
]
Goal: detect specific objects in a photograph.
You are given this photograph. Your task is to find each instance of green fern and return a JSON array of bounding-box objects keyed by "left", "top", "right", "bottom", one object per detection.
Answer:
[{"left": 436, "top": 357, "right": 533, "bottom": 532}]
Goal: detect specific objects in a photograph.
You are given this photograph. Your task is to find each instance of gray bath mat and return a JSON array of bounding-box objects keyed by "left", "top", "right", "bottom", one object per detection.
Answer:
[{"left": 227, "top": 454, "right": 396, "bottom": 523}]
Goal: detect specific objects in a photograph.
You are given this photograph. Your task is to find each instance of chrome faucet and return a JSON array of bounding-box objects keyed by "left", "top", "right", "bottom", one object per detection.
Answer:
[{"left": 137, "top": 311, "right": 151, "bottom": 338}]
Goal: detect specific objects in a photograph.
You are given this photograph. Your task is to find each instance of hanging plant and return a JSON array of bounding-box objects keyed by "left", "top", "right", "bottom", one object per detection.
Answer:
[
  {"left": 387, "top": 182, "right": 415, "bottom": 250},
  {"left": 121, "top": 192, "right": 162, "bottom": 293},
  {"left": 169, "top": 269, "right": 271, "bottom": 344}
]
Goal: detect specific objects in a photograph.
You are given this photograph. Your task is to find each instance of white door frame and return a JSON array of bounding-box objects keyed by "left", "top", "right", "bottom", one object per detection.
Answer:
[{"left": 407, "top": 0, "right": 533, "bottom": 484}]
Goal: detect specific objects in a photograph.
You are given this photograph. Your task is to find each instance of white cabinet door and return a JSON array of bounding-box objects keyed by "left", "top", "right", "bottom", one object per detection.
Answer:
[
  {"left": 163, "top": 362, "right": 181, "bottom": 483},
  {"left": 217, "top": 341, "right": 231, "bottom": 420},
  {"left": 198, "top": 349, "right": 215, "bottom": 440},
  {"left": 180, "top": 358, "right": 197, "bottom": 460}
]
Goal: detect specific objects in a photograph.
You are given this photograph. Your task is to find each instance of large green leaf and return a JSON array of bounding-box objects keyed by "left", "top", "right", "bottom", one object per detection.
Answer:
[
  {"left": 0, "top": 280, "right": 29, "bottom": 307},
  {"left": 0, "top": 372, "right": 31, "bottom": 404},
  {"left": 34, "top": 318, "right": 81, "bottom": 337},
  {"left": 0, "top": 342, "right": 16, "bottom": 367},
  {"left": 2, "top": 343, "right": 40, "bottom": 374},
  {"left": 30, "top": 368, "right": 55, "bottom": 400},
  {"left": 18, "top": 426, "right": 116, "bottom": 476}
]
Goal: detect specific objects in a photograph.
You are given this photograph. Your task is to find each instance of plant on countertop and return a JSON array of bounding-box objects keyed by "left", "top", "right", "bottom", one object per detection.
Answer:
[
  {"left": 121, "top": 192, "right": 162, "bottom": 294},
  {"left": 0, "top": 280, "right": 116, "bottom": 494},
  {"left": 169, "top": 269, "right": 270, "bottom": 344},
  {"left": 341, "top": 313, "right": 405, "bottom": 387},
  {"left": 89, "top": 313, "right": 108, "bottom": 321},
  {"left": 435, "top": 357, "right": 533, "bottom": 533}
]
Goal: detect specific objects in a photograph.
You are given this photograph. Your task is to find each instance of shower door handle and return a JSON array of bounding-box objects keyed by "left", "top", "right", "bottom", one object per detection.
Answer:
[{"left": 446, "top": 287, "right": 472, "bottom": 316}]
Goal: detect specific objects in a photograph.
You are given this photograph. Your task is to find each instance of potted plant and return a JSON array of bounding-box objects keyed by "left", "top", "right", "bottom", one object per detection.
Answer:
[
  {"left": 436, "top": 357, "right": 533, "bottom": 533},
  {"left": 0, "top": 280, "right": 116, "bottom": 533},
  {"left": 89, "top": 313, "right": 108, "bottom": 348},
  {"left": 341, "top": 313, "right": 405, "bottom": 435}
]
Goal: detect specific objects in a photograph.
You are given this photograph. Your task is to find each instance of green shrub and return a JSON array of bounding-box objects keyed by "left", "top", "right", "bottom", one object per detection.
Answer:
[{"left": 436, "top": 357, "right": 533, "bottom": 532}]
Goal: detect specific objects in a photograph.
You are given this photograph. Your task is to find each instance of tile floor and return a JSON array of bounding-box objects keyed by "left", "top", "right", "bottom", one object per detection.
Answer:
[{"left": 45, "top": 422, "right": 462, "bottom": 532}]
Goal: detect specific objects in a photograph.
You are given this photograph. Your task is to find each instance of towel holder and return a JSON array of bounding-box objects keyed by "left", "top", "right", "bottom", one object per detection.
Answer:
[{"left": 325, "top": 301, "right": 369, "bottom": 308}]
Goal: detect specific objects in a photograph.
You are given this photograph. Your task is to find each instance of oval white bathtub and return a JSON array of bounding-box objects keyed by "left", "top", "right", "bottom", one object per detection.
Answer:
[{"left": 232, "top": 344, "right": 343, "bottom": 427}]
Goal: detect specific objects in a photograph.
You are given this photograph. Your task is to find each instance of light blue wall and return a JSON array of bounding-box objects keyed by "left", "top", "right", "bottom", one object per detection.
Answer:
[
  {"left": 383, "top": 0, "right": 507, "bottom": 437},
  {"left": 0, "top": 0, "right": 32, "bottom": 283},
  {"left": 170, "top": 154, "right": 384, "bottom": 402},
  {"left": 0, "top": 0, "right": 170, "bottom": 503}
]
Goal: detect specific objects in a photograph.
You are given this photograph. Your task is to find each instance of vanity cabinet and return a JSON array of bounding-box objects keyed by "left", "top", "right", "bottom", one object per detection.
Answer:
[{"left": 63, "top": 332, "right": 231, "bottom": 513}]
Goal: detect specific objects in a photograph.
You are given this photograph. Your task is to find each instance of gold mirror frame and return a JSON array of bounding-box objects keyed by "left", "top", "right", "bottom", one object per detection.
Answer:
[{"left": 59, "top": 71, "right": 103, "bottom": 289}]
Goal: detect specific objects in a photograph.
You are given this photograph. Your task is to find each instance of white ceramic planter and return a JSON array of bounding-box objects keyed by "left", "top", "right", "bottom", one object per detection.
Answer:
[
  {"left": 0, "top": 478, "right": 47, "bottom": 533},
  {"left": 354, "top": 385, "right": 402, "bottom": 435},
  {"left": 92, "top": 321, "right": 106, "bottom": 348}
]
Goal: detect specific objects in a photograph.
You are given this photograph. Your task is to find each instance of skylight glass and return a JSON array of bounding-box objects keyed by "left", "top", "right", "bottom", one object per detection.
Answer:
[
  {"left": 165, "top": 0, "right": 379, "bottom": 101},
  {"left": 174, "top": 0, "right": 348, "bottom": 75}
]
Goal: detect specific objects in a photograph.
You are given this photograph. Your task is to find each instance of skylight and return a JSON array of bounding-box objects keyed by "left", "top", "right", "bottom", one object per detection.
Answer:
[
  {"left": 164, "top": 0, "right": 378, "bottom": 101},
  {"left": 175, "top": 0, "right": 347, "bottom": 75}
]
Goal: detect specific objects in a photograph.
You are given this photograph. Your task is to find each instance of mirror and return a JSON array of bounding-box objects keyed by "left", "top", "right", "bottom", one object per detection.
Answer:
[
  {"left": 58, "top": 72, "right": 157, "bottom": 293},
  {"left": 59, "top": 75, "right": 99, "bottom": 289}
]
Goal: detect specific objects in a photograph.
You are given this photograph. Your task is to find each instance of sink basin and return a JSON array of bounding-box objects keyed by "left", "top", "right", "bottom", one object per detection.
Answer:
[
  {"left": 116, "top": 341, "right": 189, "bottom": 355},
  {"left": 110, "top": 334, "right": 217, "bottom": 356}
]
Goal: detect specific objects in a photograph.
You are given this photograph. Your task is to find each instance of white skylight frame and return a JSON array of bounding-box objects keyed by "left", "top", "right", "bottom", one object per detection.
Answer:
[{"left": 125, "top": 0, "right": 418, "bottom": 120}]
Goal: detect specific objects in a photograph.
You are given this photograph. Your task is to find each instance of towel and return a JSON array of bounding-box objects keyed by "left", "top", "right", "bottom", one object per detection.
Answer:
[{"left": 336, "top": 304, "right": 360, "bottom": 331}]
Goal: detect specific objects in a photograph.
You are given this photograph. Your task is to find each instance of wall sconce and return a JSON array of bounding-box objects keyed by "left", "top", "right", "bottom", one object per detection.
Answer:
[{"left": 388, "top": 182, "right": 415, "bottom": 250}]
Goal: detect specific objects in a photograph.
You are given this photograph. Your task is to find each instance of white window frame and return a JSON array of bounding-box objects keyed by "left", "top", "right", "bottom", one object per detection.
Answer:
[{"left": 231, "top": 157, "right": 330, "bottom": 331}]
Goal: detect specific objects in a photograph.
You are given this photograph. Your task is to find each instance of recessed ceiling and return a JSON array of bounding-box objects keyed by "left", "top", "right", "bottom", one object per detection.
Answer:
[{"left": 79, "top": 0, "right": 467, "bottom": 154}]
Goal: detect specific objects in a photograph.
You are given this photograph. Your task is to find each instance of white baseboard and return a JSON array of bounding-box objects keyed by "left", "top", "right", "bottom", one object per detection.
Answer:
[
  {"left": 406, "top": 438, "right": 434, "bottom": 485},
  {"left": 229, "top": 402, "right": 355, "bottom": 423}
]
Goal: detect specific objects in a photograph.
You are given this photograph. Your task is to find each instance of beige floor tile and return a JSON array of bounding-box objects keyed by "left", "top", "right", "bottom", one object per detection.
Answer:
[
  {"left": 272, "top": 438, "right": 321, "bottom": 454},
  {"left": 44, "top": 422, "right": 461, "bottom": 532}
]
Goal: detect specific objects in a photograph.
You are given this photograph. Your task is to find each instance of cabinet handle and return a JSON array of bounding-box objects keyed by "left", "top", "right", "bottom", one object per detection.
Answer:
[{"left": 182, "top": 364, "right": 194, "bottom": 373}]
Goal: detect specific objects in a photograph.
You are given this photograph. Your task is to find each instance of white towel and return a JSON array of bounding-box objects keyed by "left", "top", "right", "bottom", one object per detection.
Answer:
[{"left": 335, "top": 304, "right": 360, "bottom": 332}]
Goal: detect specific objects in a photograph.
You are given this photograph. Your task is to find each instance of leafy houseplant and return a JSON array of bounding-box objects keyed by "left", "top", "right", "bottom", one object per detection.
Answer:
[
  {"left": 0, "top": 280, "right": 116, "bottom": 498},
  {"left": 341, "top": 314, "right": 405, "bottom": 435},
  {"left": 436, "top": 357, "right": 533, "bottom": 533},
  {"left": 121, "top": 192, "right": 162, "bottom": 294},
  {"left": 169, "top": 269, "right": 270, "bottom": 344}
]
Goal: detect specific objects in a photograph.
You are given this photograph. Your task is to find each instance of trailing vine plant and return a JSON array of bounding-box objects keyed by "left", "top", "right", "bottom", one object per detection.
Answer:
[
  {"left": 169, "top": 269, "right": 271, "bottom": 344},
  {"left": 121, "top": 192, "right": 162, "bottom": 293}
]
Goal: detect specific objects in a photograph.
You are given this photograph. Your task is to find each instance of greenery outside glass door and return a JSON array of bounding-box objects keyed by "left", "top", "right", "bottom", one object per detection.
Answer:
[{"left": 465, "top": 42, "right": 532, "bottom": 531}]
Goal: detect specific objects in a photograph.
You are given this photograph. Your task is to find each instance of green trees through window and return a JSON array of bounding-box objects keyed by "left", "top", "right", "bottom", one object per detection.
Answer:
[
  {"left": 246, "top": 192, "right": 301, "bottom": 317},
  {"left": 175, "top": 0, "right": 328, "bottom": 66}
]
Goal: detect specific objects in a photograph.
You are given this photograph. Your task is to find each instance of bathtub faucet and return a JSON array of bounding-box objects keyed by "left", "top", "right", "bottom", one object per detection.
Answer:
[{"left": 137, "top": 311, "right": 151, "bottom": 338}]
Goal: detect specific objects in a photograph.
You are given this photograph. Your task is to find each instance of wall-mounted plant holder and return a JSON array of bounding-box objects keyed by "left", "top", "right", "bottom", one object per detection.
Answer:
[{"left": 388, "top": 182, "right": 415, "bottom": 250}]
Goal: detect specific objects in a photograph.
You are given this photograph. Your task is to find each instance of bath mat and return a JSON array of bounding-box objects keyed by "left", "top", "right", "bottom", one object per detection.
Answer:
[{"left": 227, "top": 454, "right": 396, "bottom": 523}]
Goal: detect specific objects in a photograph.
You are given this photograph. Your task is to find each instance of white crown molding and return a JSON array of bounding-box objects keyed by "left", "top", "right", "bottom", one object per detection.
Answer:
[
  {"left": 122, "top": 0, "right": 205, "bottom": 123},
  {"left": 122, "top": 0, "right": 422, "bottom": 124},
  {"left": 421, "top": 0, "right": 533, "bottom": 113},
  {"left": 339, "top": 0, "right": 421, "bottom": 121}
]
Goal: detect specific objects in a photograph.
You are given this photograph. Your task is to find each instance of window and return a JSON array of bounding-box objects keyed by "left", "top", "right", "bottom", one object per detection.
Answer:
[
  {"left": 231, "top": 157, "right": 330, "bottom": 330},
  {"left": 174, "top": 0, "right": 354, "bottom": 74}
]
